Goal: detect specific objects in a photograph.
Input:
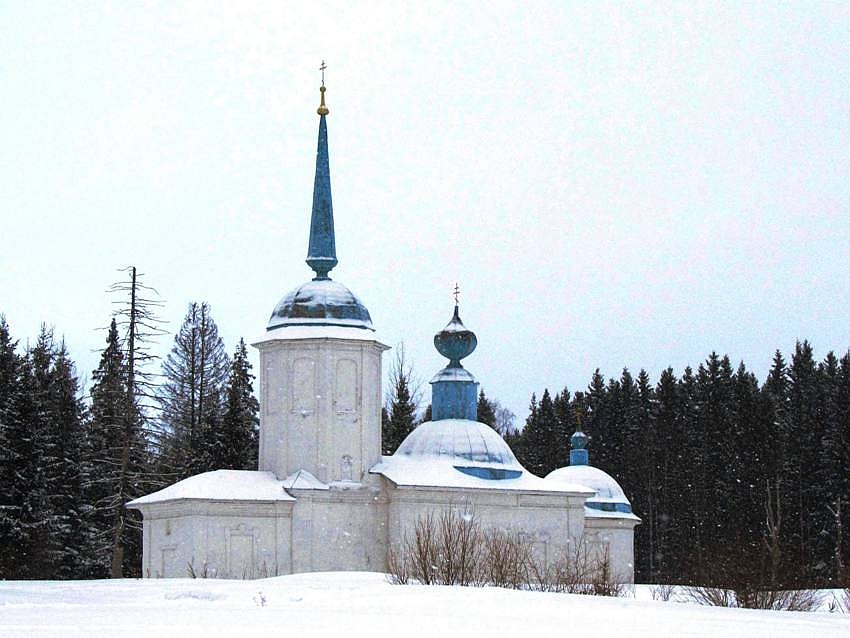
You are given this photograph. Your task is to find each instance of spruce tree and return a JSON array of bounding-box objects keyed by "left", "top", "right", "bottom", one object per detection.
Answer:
[
  {"left": 787, "top": 341, "right": 820, "bottom": 582},
  {"left": 213, "top": 338, "right": 259, "bottom": 470},
  {"left": 476, "top": 389, "right": 497, "bottom": 428},
  {"left": 158, "top": 302, "right": 229, "bottom": 479},
  {"left": 383, "top": 373, "right": 417, "bottom": 455},
  {"left": 83, "top": 318, "right": 151, "bottom": 578},
  {"left": 653, "top": 367, "right": 683, "bottom": 583},
  {"left": 0, "top": 316, "right": 28, "bottom": 578},
  {"left": 382, "top": 346, "right": 420, "bottom": 455},
  {"left": 517, "top": 389, "right": 559, "bottom": 476},
  {"left": 551, "top": 387, "right": 572, "bottom": 470}
]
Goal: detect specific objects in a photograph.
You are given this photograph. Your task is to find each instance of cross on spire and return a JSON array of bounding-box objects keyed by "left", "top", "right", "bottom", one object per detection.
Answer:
[
  {"left": 320, "top": 60, "right": 327, "bottom": 86},
  {"left": 453, "top": 283, "right": 460, "bottom": 305}
]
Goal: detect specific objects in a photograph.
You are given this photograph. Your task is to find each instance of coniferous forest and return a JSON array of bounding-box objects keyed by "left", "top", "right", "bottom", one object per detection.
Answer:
[
  {"left": 506, "top": 345, "right": 850, "bottom": 588},
  {"left": 0, "top": 280, "right": 259, "bottom": 579},
  {"left": 1, "top": 285, "right": 848, "bottom": 588}
]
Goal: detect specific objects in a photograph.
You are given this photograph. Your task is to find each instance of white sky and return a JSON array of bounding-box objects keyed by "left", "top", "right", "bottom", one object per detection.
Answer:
[{"left": 1, "top": 2, "right": 848, "bottom": 421}]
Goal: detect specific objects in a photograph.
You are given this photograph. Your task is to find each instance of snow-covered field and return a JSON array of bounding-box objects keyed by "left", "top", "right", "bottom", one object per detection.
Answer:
[{"left": 0, "top": 572, "right": 847, "bottom": 638}]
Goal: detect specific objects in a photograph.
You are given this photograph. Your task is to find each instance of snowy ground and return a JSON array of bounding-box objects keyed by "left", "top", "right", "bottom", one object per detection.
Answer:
[{"left": 0, "top": 572, "right": 847, "bottom": 638}]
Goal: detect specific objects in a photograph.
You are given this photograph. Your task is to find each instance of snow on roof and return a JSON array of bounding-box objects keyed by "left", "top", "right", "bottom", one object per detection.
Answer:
[
  {"left": 266, "top": 279, "right": 374, "bottom": 331},
  {"left": 254, "top": 324, "right": 387, "bottom": 345},
  {"left": 545, "top": 465, "right": 640, "bottom": 521},
  {"left": 393, "top": 419, "right": 520, "bottom": 465},
  {"left": 281, "top": 469, "right": 329, "bottom": 490},
  {"left": 126, "top": 470, "right": 295, "bottom": 506},
  {"left": 371, "top": 455, "right": 592, "bottom": 495},
  {"left": 582, "top": 506, "right": 641, "bottom": 522},
  {"left": 373, "top": 419, "right": 592, "bottom": 494},
  {"left": 546, "top": 465, "right": 629, "bottom": 503}
]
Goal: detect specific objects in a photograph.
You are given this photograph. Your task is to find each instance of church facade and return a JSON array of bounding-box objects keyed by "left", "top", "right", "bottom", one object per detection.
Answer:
[{"left": 128, "top": 82, "right": 639, "bottom": 581}]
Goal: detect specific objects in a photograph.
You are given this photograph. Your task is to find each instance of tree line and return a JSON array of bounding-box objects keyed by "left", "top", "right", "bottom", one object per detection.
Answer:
[
  {"left": 2, "top": 269, "right": 847, "bottom": 588},
  {"left": 506, "top": 344, "right": 850, "bottom": 588},
  {"left": 0, "top": 270, "right": 259, "bottom": 579}
]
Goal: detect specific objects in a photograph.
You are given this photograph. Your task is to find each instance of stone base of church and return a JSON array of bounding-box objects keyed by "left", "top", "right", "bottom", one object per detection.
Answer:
[{"left": 132, "top": 473, "right": 636, "bottom": 582}]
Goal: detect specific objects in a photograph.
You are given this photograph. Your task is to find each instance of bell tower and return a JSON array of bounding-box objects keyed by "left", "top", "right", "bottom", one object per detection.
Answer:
[{"left": 253, "top": 75, "right": 388, "bottom": 484}]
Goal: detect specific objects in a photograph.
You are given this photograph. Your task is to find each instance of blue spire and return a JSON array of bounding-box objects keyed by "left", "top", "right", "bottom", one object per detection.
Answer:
[{"left": 306, "top": 84, "right": 337, "bottom": 280}]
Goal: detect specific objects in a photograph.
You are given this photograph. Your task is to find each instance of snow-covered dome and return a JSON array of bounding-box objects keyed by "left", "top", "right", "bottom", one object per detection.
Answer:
[
  {"left": 395, "top": 419, "right": 520, "bottom": 468},
  {"left": 546, "top": 465, "right": 633, "bottom": 514},
  {"left": 267, "top": 279, "right": 373, "bottom": 331},
  {"left": 373, "top": 419, "right": 593, "bottom": 493}
]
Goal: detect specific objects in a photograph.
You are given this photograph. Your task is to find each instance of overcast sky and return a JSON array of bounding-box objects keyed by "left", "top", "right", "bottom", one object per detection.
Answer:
[{"left": 2, "top": 2, "right": 848, "bottom": 422}]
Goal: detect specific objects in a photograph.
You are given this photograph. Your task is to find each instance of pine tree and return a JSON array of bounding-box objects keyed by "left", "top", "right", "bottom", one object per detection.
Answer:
[
  {"left": 44, "top": 340, "right": 86, "bottom": 578},
  {"left": 476, "top": 389, "right": 497, "bottom": 428},
  {"left": 158, "top": 302, "right": 229, "bottom": 479},
  {"left": 83, "top": 318, "right": 152, "bottom": 578},
  {"left": 631, "top": 369, "right": 656, "bottom": 581},
  {"left": 383, "top": 373, "right": 417, "bottom": 455},
  {"left": 382, "top": 346, "right": 420, "bottom": 455},
  {"left": 816, "top": 351, "right": 846, "bottom": 582},
  {"left": 517, "top": 389, "right": 560, "bottom": 476},
  {"left": 6, "top": 328, "right": 87, "bottom": 579},
  {"left": 551, "top": 387, "right": 572, "bottom": 470},
  {"left": 787, "top": 341, "right": 820, "bottom": 582},
  {"left": 653, "top": 367, "right": 683, "bottom": 583},
  {"left": 0, "top": 316, "right": 28, "bottom": 578},
  {"left": 212, "top": 338, "right": 259, "bottom": 470}
]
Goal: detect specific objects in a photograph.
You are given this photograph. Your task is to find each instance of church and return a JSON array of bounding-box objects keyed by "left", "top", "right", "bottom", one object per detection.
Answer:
[{"left": 127, "top": 80, "right": 639, "bottom": 581}]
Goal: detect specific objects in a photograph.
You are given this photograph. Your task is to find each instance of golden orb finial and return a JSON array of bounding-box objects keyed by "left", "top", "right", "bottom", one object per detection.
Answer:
[{"left": 317, "top": 60, "right": 329, "bottom": 116}]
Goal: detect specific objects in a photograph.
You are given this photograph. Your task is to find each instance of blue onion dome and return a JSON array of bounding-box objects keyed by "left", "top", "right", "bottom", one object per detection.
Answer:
[
  {"left": 434, "top": 305, "right": 477, "bottom": 367},
  {"left": 267, "top": 279, "right": 373, "bottom": 330}
]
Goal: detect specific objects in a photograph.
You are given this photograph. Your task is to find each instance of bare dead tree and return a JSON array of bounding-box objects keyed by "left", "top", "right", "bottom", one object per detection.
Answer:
[{"left": 106, "top": 266, "right": 166, "bottom": 577}]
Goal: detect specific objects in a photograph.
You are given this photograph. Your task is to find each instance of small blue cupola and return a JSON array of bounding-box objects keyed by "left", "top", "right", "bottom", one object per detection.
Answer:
[
  {"left": 430, "top": 303, "right": 479, "bottom": 421},
  {"left": 570, "top": 422, "right": 589, "bottom": 466}
]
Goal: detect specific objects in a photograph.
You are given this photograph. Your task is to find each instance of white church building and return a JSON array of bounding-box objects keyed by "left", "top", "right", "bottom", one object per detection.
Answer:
[{"left": 128, "top": 81, "right": 639, "bottom": 581}]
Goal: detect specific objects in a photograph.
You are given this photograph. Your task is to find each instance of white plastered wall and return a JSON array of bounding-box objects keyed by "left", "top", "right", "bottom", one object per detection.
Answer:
[
  {"left": 135, "top": 500, "right": 294, "bottom": 578},
  {"left": 584, "top": 516, "right": 639, "bottom": 584},
  {"left": 288, "top": 482, "right": 389, "bottom": 573},
  {"left": 385, "top": 483, "right": 587, "bottom": 566},
  {"left": 255, "top": 336, "right": 387, "bottom": 483}
]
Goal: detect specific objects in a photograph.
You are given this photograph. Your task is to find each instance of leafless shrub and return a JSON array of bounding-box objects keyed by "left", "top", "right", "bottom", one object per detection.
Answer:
[
  {"left": 686, "top": 585, "right": 821, "bottom": 611},
  {"left": 482, "top": 530, "right": 531, "bottom": 590},
  {"left": 387, "top": 508, "right": 625, "bottom": 597},
  {"left": 408, "top": 512, "right": 439, "bottom": 585},
  {"left": 186, "top": 560, "right": 210, "bottom": 579},
  {"left": 742, "top": 587, "right": 821, "bottom": 611},
  {"left": 435, "top": 508, "right": 483, "bottom": 586},
  {"left": 385, "top": 545, "right": 410, "bottom": 585},
  {"left": 650, "top": 583, "right": 677, "bottom": 601},
  {"left": 685, "top": 585, "right": 736, "bottom": 607},
  {"left": 828, "top": 588, "right": 850, "bottom": 613},
  {"left": 586, "top": 546, "right": 626, "bottom": 597}
]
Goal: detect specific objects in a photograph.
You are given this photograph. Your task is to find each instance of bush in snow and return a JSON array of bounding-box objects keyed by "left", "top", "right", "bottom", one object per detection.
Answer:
[{"left": 387, "top": 507, "right": 625, "bottom": 596}]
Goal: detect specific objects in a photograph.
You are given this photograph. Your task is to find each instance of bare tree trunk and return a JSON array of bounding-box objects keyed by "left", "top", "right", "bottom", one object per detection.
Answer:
[{"left": 110, "top": 266, "right": 137, "bottom": 577}]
